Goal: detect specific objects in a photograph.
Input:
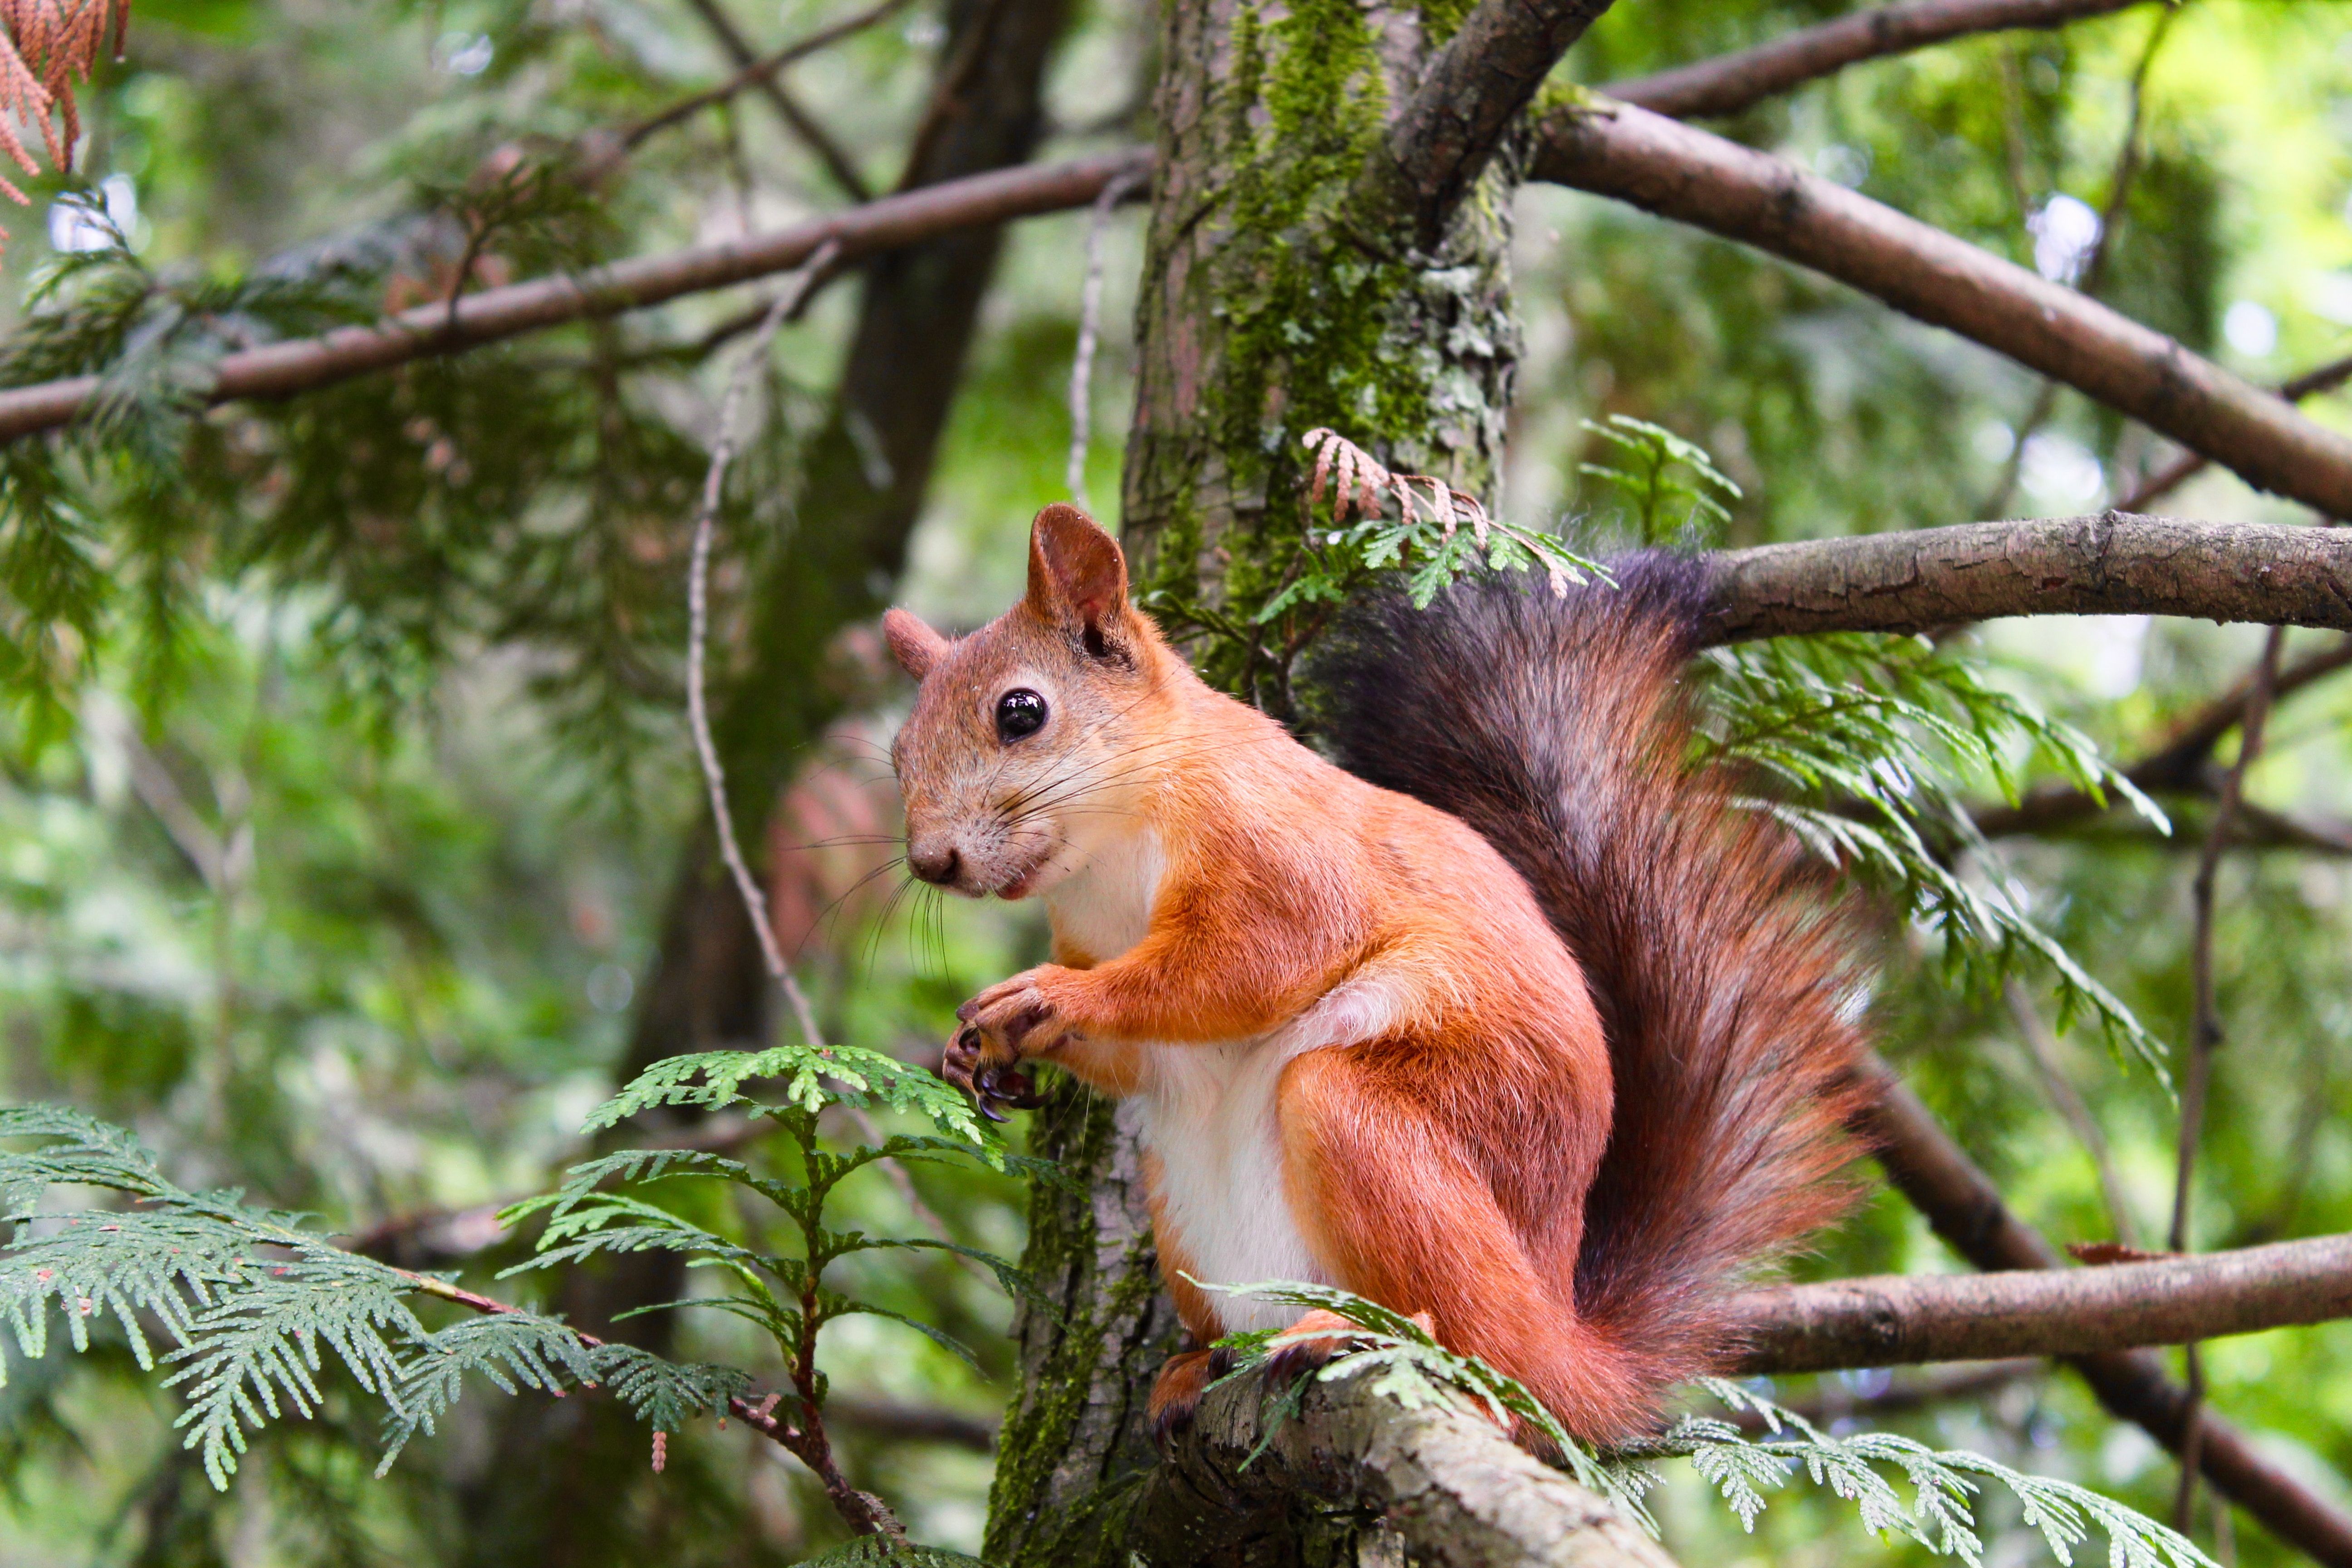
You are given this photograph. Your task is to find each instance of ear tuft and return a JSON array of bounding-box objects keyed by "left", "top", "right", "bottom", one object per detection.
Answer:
[
  {"left": 883, "top": 608, "right": 951, "bottom": 681},
  {"left": 1024, "top": 504, "right": 1131, "bottom": 656}
]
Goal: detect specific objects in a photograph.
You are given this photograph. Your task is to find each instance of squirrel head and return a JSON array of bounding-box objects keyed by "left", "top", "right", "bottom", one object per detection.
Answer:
[{"left": 884, "top": 503, "right": 1172, "bottom": 901}]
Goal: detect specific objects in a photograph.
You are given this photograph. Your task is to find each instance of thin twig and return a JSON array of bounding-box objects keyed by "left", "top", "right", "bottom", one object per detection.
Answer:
[
  {"left": 2169, "top": 623, "right": 2287, "bottom": 1533},
  {"left": 679, "top": 0, "right": 877, "bottom": 201},
  {"left": 686, "top": 239, "right": 842, "bottom": 1044},
  {"left": 624, "top": 0, "right": 915, "bottom": 152},
  {"left": 1979, "top": 3, "right": 2171, "bottom": 518},
  {"left": 679, "top": 242, "right": 991, "bottom": 1292},
  {"left": 1065, "top": 165, "right": 1148, "bottom": 504},
  {"left": 2004, "top": 978, "right": 2141, "bottom": 1247}
]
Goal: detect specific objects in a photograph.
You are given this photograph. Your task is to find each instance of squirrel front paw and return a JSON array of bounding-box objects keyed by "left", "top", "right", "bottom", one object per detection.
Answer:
[{"left": 943, "top": 968, "right": 1073, "bottom": 1121}]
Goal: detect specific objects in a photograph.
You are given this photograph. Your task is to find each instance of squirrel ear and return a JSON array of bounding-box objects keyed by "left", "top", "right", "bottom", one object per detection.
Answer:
[
  {"left": 883, "top": 608, "right": 950, "bottom": 681},
  {"left": 1024, "top": 503, "right": 1132, "bottom": 658}
]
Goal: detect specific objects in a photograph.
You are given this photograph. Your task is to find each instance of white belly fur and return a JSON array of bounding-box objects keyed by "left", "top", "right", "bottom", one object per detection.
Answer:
[
  {"left": 1136, "top": 980, "right": 1400, "bottom": 1334},
  {"left": 1044, "top": 828, "right": 1394, "bottom": 1335},
  {"left": 1140, "top": 1036, "right": 1326, "bottom": 1333}
]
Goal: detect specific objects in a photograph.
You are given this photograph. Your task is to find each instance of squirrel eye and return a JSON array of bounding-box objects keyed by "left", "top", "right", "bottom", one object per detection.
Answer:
[{"left": 995, "top": 688, "right": 1048, "bottom": 742}]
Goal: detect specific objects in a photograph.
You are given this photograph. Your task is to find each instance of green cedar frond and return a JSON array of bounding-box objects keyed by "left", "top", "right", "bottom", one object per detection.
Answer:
[
  {"left": 1697, "top": 633, "right": 2172, "bottom": 1076},
  {"left": 1, "top": 1105, "right": 755, "bottom": 1490},
  {"left": 1209, "top": 1281, "right": 2215, "bottom": 1568},
  {"left": 1667, "top": 1380, "right": 2216, "bottom": 1568},
  {"left": 1577, "top": 413, "right": 1744, "bottom": 545},
  {"left": 582, "top": 1044, "right": 992, "bottom": 1148}
]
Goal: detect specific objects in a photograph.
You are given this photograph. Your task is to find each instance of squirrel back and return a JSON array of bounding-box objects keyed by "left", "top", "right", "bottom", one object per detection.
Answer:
[{"left": 1313, "top": 558, "right": 1872, "bottom": 1395}]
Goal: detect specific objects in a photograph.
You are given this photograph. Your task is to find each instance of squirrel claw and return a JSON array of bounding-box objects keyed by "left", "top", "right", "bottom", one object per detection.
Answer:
[{"left": 945, "top": 1023, "right": 1044, "bottom": 1120}]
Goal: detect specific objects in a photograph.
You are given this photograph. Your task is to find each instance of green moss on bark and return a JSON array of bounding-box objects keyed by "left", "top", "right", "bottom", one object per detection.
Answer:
[{"left": 1125, "top": 0, "right": 1519, "bottom": 704}]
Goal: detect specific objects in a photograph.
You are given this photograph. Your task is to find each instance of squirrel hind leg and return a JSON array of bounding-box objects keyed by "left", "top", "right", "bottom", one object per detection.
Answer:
[
  {"left": 1276, "top": 1044, "right": 1659, "bottom": 1446},
  {"left": 1147, "top": 1343, "right": 1232, "bottom": 1447}
]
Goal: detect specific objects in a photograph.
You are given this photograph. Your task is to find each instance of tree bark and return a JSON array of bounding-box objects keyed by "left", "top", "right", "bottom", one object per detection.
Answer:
[
  {"left": 1700, "top": 514, "right": 2352, "bottom": 642},
  {"left": 1735, "top": 1232, "right": 2352, "bottom": 1372},
  {"left": 1529, "top": 100, "right": 2352, "bottom": 520},
  {"left": 1117, "top": 0, "right": 1522, "bottom": 707}
]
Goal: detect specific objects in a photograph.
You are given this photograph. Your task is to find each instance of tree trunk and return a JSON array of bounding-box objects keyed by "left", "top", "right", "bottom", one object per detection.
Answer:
[
  {"left": 1117, "top": 0, "right": 1519, "bottom": 713},
  {"left": 987, "top": 5, "right": 1580, "bottom": 1563}
]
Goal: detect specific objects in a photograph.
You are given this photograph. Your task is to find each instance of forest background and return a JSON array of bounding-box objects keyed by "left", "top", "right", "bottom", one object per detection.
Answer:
[{"left": 3, "top": 0, "right": 2352, "bottom": 1565}]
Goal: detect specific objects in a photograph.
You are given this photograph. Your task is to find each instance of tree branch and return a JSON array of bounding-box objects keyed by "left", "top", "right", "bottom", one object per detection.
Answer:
[
  {"left": 1606, "top": 0, "right": 2144, "bottom": 121},
  {"left": 2118, "top": 352, "right": 2352, "bottom": 512},
  {"left": 1699, "top": 514, "right": 2352, "bottom": 643},
  {"left": 622, "top": 0, "right": 916, "bottom": 153},
  {"left": 1134, "top": 1360, "right": 1681, "bottom": 1568},
  {"left": 1860, "top": 1062, "right": 2352, "bottom": 1567},
  {"left": 1735, "top": 1232, "right": 2352, "bottom": 1373},
  {"left": 680, "top": 0, "right": 876, "bottom": 201},
  {"left": 1972, "top": 636, "right": 2352, "bottom": 839},
  {"left": 1530, "top": 100, "right": 2352, "bottom": 520},
  {"left": 0, "top": 148, "right": 1151, "bottom": 444},
  {"left": 1367, "top": 0, "right": 1619, "bottom": 249}
]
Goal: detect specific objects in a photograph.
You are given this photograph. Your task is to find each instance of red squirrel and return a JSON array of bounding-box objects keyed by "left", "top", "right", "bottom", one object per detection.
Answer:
[{"left": 883, "top": 502, "right": 1868, "bottom": 1444}]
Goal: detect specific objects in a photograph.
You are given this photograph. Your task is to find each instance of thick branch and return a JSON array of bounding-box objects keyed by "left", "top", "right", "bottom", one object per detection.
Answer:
[
  {"left": 1862, "top": 1064, "right": 2352, "bottom": 1567},
  {"left": 2119, "top": 352, "right": 2352, "bottom": 513},
  {"left": 1134, "top": 1362, "right": 1681, "bottom": 1568},
  {"left": 1735, "top": 1233, "right": 2352, "bottom": 1373},
  {"left": 1607, "top": 0, "right": 2143, "bottom": 120},
  {"left": 1368, "top": 0, "right": 1618, "bottom": 249},
  {"left": 1700, "top": 514, "right": 2352, "bottom": 643},
  {"left": 0, "top": 149, "right": 1149, "bottom": 445},
  {"left": 1531, "top": 101, "right": 2352, "bottom": 519}
]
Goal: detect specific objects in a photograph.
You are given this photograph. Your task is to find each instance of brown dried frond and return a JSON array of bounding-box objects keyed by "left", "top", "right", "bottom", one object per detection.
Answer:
[
  {"left": 1300, "top": 427, "right": 1490, "bottom": 542},
  {"left": 0, "top": 0, "right": 131, "bottom": 238}
]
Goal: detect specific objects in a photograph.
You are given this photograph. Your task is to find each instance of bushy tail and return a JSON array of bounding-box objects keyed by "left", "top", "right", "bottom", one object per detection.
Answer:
[{"left": 1314, "top": 558, "right": 1872, "bottom": 1406}]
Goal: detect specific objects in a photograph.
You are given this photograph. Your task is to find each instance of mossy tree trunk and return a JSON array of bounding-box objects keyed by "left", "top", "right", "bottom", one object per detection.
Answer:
[
  {"left": 1118, "top": 0, "right": 1522, "bottom": 715},
  {"left": 985, "top": 4, "right": 1597, "bottom": 1563}
]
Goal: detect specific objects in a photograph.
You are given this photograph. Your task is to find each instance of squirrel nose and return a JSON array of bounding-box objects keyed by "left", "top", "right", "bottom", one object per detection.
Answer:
[{"left": 909, "top": 844, "right": 961, "bottom": 886}]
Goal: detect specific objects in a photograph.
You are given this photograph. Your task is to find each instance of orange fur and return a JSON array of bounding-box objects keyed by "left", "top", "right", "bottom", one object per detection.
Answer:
[{"left": 890, "top": 505, "right": 1867, "bottom": 1445}]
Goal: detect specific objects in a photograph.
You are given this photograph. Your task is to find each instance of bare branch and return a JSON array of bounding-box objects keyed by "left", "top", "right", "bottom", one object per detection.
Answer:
[
  {"left": 1607, "top": 0, "right": 2145, "bottom": 121},
  {"left": 1701, "top": 514, "right": 2352, "bottom": 643},
  {"left": 1135, "top": 1362, "right": 1681, "bottom": 1568},
  {"left": 2120, "top": 352, "right": 2352, "bottom": 512},
  {"left": 623, "top": 0, "right": 916, "bottom": 153},
  {"left": 1861, "top": 1062, "right": 2352, "bottom": 1567},
  {"left": 1367, "top": 0, "right": 1619, "bottom": 248},
  {"left": 680, "top": 0, "right": 876, "bottom": 201},
  {"left": 0, "top": 149, "right": 1153, "bottom": 445},
  {"left": 1735, "top": 1231, "right": 2352, "bottom": 1373},
  {"left": 1531, "top": 101, "right": 2352, "bottom": 519}
]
